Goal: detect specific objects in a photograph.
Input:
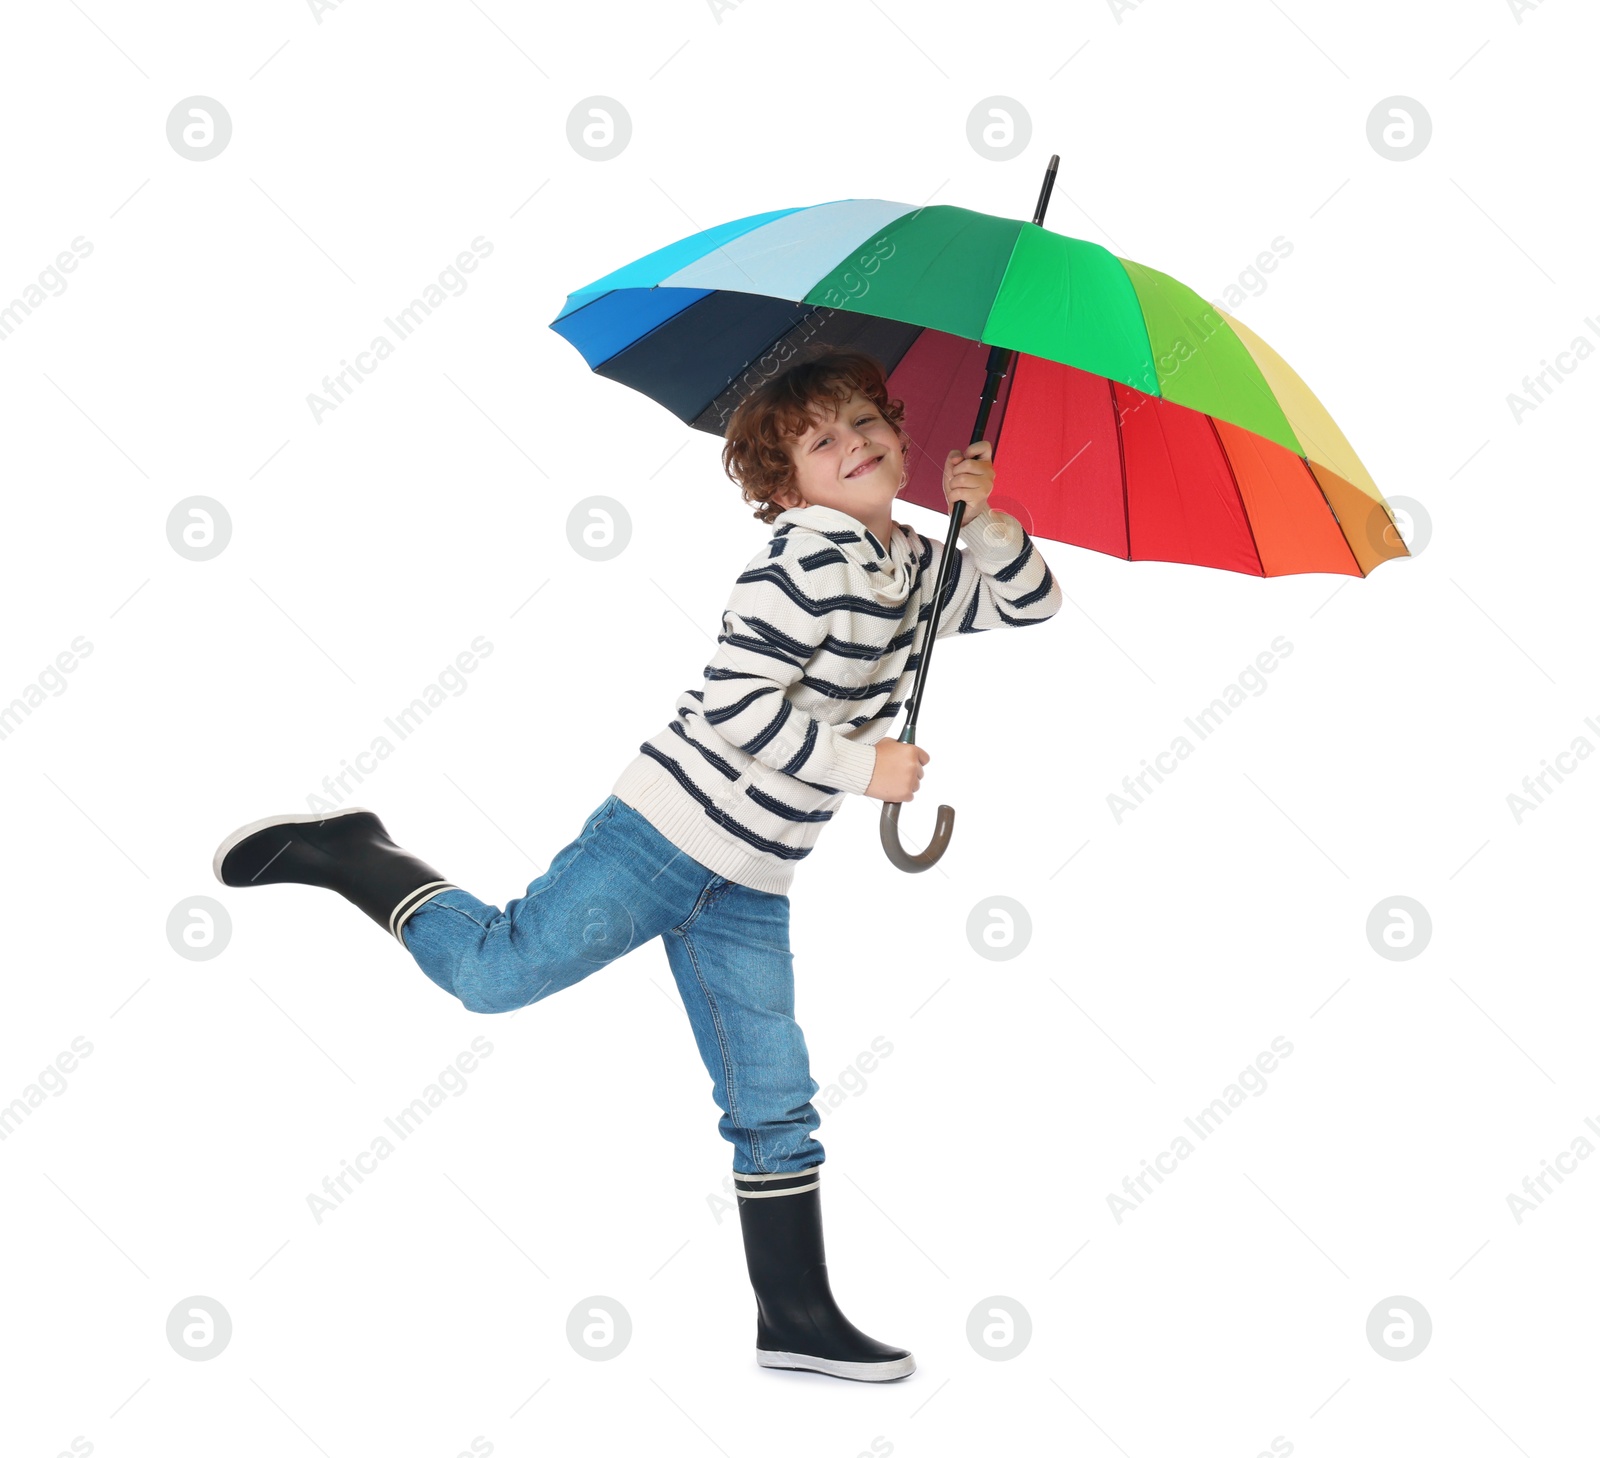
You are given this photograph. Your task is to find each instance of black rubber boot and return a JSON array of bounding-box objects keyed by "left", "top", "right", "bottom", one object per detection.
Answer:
[
  {"left": 212, "top": 807, "right": 458, "bottom": 944},
  {"left": 735, "top": 1168, "right": 915, "bottom": 1382}
]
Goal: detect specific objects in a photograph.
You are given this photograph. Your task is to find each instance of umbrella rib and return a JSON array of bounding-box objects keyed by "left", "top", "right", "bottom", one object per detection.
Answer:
[
  {"left": 710, "top": 304, "right": 927, "bottom": 432},
  {"left": 981, "top": 345, "right": 1022, "bottom": 462},
  {"left": 1107, "top": 376, "right": 1132, "bottom": 561},
  {"left": 723, "top": 303, "right": 829, "bottom": 404},
  {"left": 1295, "top": 455, "right": 1365, "bottom": 577},
  {"left": 1205, "top": 414, "right": 1265, "bottom": 578}
]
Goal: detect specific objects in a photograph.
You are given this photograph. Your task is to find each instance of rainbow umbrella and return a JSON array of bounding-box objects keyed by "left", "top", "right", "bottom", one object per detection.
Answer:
[
  {"left": 549, "top": 183, "right": 1405, "bottom": 579},
  {"left": 550, "top": 159, "right": 1406, "bottom": 867}
]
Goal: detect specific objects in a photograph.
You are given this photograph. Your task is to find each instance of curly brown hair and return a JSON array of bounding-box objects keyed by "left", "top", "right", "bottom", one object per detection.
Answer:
[{"left": 721, "top": 344, "right": 909, "bottom": 527}]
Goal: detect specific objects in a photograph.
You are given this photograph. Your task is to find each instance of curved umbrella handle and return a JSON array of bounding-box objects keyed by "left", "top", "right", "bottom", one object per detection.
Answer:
[
  {"left": 877, "top": 719, "right": 955, "bottom": 871},
  {"left": 879, "top": 796, "right": 956, "bottom": 872}
]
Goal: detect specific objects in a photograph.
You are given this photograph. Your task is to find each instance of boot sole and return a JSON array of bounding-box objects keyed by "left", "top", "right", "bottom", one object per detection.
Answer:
[
  {"left": 212, "top": 806, "right": 377, "bottom": 886},
  {"left": 756, "top": 1349, "right": 916, "bottom": 1382}
]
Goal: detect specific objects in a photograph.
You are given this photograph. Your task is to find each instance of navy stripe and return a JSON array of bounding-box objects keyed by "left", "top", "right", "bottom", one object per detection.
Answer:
[
  {"left": 857, "top": 699, "right": 903, "bottom": 725},
  {"left": 995, "top": 535, "right": 1034, "bottom": 583},
  {"left": 679, "top": 707, "right": 848, "bottom": 799},
  {"left": 955, "top": 564, "right": 1057, "bottom": 632},
  {"left": 960, "top": 586, "right": 983, "bottom": 634},
  {"left": 780, "top": 717, "right": 817, "bottom": 775},
  {"left": 636, "top": 744, "right": 814, "bottom": 861},
  {"left": 739, "top": 615, "right": 888, "bottom": 663},
  {"left": 848, "top": 697, "right": 903, "bottom": 727},
  {"left": 1007, "top": 564, "right": 1055, "bottom": 609},
  {"left": 709, "top": 664, "right": 920, "bottom": 702},
  {"left": 719, "top": 632, "right": 806, "bottom": 671},
  {"left": 734, "top": 563, "right": 904, "bottom": 622},
  {"left": 703, "top": 683, "right": 778, "bottom": 725},
  {"left": 744, "top": 781, "right": 834, "bottom": 822},
  {"left": 741, "top": 696, "right": 791, "bottom": 754},
  {"left": 990, "top": 602, "right": 1053, "bottom": 628},
  {"left": 800, "top": 668, "right": 901, "bottom": 702},
  {"left": 742, "top": 616, "right": 816, "bottom": 654},
  {"left": 665, "top": 719, "right": 740, "bottom": 781},
  {"left": 798, "top": 547, "right": 847, "bottom": 572}
]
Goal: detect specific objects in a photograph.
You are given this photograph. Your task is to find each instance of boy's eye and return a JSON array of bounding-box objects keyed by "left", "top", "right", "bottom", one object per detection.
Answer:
[
  {"left": 811, "top": 415, "right": 876, "bottom": 450},
  {"left": 809, "top": 413, "right": 877, "bottom": 450}
]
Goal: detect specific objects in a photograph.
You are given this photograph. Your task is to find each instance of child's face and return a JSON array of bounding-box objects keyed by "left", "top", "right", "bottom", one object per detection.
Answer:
[{"left": 770, "top": 390, "right": 906, "bottom": 522}]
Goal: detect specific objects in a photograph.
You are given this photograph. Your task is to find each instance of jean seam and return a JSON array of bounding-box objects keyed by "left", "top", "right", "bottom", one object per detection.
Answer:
[
  {"left": 670, "top": 871, "right": 723, "bottom": 935},
  {"left": 518, "top": 797, "right": 617, "bottom": 918},
  {"left": 675, "top": 908, "right": 754, "bottom": 1171},
  {"left": 412, "top": 800, "right": 622, "bottom": 997},
  {"left": 428, "top": 899, "right": 483, "bottom": 926},
  {"left": 425, "top": 798, "right": 618, "bottom": 937}
]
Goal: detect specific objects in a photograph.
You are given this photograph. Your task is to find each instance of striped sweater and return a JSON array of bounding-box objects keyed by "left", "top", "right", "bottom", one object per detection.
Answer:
[{"left": 611, "top": 500, "right": 1063, "bottom": 894}]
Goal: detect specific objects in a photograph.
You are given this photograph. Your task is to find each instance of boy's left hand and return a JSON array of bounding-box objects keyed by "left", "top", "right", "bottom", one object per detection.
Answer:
[{"left": 943, "top": 440, "right": 995, "bottom": 518}]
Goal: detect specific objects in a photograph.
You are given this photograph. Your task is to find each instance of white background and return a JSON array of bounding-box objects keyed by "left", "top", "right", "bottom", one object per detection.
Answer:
[{"left": 2, "top": 1, "right": 1595, "bottom": 1455}]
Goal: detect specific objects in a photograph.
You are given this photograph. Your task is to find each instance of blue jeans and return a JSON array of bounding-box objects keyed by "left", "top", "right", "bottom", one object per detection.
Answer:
[{"left": 399, "top": 795, "right": 823, "bottom": 1175}]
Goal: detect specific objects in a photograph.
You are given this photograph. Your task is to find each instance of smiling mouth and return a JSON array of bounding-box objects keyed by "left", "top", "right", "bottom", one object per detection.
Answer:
[{"left": 845, "top": 454, "right": 884, "bottom": 480}]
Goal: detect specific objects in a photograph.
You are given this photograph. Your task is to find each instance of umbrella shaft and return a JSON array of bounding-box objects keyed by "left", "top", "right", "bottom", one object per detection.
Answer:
[
  {"left": 901, "top": 343, "right": 1012, "bottom": 742},
  {"left": 899, "top": 152, "right": 1060, "bottom": 744}
]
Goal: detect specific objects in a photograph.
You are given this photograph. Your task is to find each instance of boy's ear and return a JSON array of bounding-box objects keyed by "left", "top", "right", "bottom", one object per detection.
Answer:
[{"left": 771, "top": 484, "right": 805, "bottom": 511}]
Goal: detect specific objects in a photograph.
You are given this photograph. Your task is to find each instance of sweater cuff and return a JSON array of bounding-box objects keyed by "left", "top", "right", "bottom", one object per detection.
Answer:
[
  {"left": 958, "top": 504, "right": 1024, "bottom": 568},
  {"left": 829, "top": 734, "right": 879, "bottom": 796}
]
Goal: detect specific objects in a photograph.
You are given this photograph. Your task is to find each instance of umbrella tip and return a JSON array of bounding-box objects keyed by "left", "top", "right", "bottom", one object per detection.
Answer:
[{"left": 1033, "top": 157, "right": 1061, "bottom": 228}]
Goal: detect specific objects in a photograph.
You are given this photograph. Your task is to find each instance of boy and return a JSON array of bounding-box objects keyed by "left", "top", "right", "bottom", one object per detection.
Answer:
[{"left": 212, "top": 345, "right": 1061, "bottom": 1382}]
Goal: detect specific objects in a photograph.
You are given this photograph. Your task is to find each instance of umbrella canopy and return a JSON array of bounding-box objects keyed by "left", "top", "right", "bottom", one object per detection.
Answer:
[{"left": 550, "top": 199, "right": 1407, "bottom": 579}]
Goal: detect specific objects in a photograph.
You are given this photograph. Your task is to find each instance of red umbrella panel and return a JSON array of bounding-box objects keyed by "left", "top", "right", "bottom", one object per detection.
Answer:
[{"left": 890, "top": 319, "right": 1404, "bottom": 580}]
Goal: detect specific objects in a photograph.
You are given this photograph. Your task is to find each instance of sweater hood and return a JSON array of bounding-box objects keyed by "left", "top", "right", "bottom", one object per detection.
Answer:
[{"left": 770, "top": 502, "right": 917, "bottom": 607}]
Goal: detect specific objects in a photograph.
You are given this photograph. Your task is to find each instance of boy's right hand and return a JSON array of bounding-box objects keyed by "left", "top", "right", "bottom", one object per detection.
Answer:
[{"left": 866, "top": 738, "right": 930, "bottom": 802}]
